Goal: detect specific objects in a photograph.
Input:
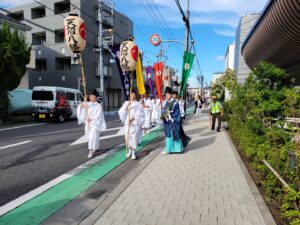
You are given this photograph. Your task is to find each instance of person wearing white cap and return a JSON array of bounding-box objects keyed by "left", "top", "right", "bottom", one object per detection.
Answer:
[{"left": 77, "top": 90, "right": 107, "bottom": 158}]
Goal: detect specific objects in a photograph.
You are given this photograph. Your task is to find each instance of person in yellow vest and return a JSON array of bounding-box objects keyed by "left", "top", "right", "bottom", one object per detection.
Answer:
[{"left": 208, "top": 96, "right": 224, "bottom": 132}]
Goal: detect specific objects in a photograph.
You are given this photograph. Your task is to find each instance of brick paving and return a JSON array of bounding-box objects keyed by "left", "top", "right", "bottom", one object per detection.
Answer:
[{"left": 93, "top": 116, "right": 275, "bottom": 225}]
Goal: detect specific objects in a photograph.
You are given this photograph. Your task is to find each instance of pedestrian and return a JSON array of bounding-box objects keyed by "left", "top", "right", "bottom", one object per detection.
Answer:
[
  {"left": 172, "top": 91, "right": 191, "bottom": 148},
  {"left": 151, "top": 94, "right": 162, "bottom": 127},
  {"left": 161, "top": 87, "right": 183, "bottom": 154},
  {"left": 141, "top": 91, "right": 153, "bottom": 134},
  {"left": 77, "top": 90, "right": 107, "bottom": 159},
  {"left": 195, "top": 96, "right": 203, "bottom": 116},
  {"left": 208, "top": 96, "right": 224, "bottom": 132},
  {"left": 118, "top": 89, "right": 144, "bottom": 160}
]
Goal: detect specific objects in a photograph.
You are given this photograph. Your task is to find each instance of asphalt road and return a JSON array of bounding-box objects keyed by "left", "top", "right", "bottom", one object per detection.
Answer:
[{"left": 0, "top": 114, "right": 125, "bottom": 207}]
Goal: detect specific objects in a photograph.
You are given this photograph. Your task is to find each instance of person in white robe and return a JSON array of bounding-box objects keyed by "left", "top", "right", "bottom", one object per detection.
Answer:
[
  {"left": 151, "top": 94, "right": 162, "bottom": 127},
  {"left": 141, "top": 92, "right": 153, "bottom": 134},
  {"left": 118, "top": 90, "right": 144, "bottom": 160},
  {"left": 77, "top": 91, "right": 106, "bottom": 159}
]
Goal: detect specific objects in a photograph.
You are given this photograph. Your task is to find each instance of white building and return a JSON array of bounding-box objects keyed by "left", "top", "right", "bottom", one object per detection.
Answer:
[
  {"left": 225, "top": 42, "right": 235, "bottom": 70},
  {"left": 211, "top": 72, "right": 224, "bottom": 85},
  {"left": 234, "top": 14, "right": 259, "bottom": 84}
]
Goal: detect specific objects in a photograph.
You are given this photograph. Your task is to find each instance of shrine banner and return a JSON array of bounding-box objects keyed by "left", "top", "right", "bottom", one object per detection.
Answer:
[
  {"left": 154, "top": 62, "right": 164, "bottom": 101},
  {"left": 111, "top": 45, "right": 131, "bottom": 100},
  {"left": 146, "top": 66, "right": 154, "bottom": 97}
]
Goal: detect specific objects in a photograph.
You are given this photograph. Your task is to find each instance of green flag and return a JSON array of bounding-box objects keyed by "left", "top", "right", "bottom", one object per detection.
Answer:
[{"left": 179, "top": 51, "right": 195, "bottom": 96}]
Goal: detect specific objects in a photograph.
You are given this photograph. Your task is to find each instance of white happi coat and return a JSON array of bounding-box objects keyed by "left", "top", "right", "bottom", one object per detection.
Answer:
[
  {"left": 179, "top": 100, "right": 185, "bottom": 118},
  {"left": 151, "top": 98, "right": 162, "bottom": 124},
  {"left": 142, "top": 98, "right": 153, "bottom": 129},
  {"left": 118, "top": 101, "right": 144, "bottom": 149},
  {"left": 77, "top": 102, "right": 106, "bottom": 150}
]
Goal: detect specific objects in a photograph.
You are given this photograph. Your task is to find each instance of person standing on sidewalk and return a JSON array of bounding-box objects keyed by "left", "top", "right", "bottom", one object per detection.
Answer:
[
  {"left": 161, "top": 87, "right": 183, "bottom": 154},
  {"left": 77, "top": 90, "right": 107, "bottom": 159},
  {"left": 208, "top": 96, "right": 224, "bottom": 132},
  {"left": 172, "top": 91, "right": 191, "bottom": 148},
  {"left": 118, "top": 89, "right": 144, "bottom": 160}
]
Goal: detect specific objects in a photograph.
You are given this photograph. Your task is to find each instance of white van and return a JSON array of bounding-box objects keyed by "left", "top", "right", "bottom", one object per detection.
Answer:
[{"left": 31, "top": 86, "right": 83, "bottom": 122}]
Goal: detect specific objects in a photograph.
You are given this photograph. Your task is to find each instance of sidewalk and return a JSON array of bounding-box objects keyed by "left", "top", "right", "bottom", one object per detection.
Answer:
[{"left": 80, "top": 115, "right": 276, "bottom": 225}]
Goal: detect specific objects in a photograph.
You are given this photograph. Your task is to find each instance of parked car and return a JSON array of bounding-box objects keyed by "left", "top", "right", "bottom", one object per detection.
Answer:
[{"left": 31, "top": 86, "right": 83, "bottom": 122}]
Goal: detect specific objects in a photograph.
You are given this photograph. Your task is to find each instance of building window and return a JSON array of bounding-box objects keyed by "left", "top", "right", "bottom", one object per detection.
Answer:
[
  {"left": 31, "top": 6, "right": 46, "bottom": 19},
  {"left": 55, "top": 29, "right": 64, "bottom": 43},
  {"left": 54, "top": 1, "right": 70, "bottom": 14},
  {"left": 32, "top": 32, "right": 46, "bottom": 45},
  {"left": 35, "top": 59, "right": 47, "bottom": 71},
  {"left": 55, "top": 57, "right": 71, "bottom": 70},
  {"left": 8, "top": 11, "right": 24, "bottom": 20}
]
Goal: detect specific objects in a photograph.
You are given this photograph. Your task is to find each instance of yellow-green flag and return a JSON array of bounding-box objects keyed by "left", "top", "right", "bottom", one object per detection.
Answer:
[{"left": 136, "top": 54, "right": 146, "bottom": 95}]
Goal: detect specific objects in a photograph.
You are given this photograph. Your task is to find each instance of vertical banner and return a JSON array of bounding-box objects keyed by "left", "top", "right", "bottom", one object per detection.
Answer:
[
  {"left": 146, "top": 66, "right": 154, "bottom": 97},
  {"left": 136, "top": 54, "right": 146, "bottom": 95},
  {"left": 111, "top": 45, "right": 131, "bottom": 100},
  {"left": 163, "top": 67, "right": 171, "bottom": 88},
  {"left": 154, "top": 62, "right": 164, "bottom": 101},
  {"left": 179, "top": 51, "right": 195, "bottom": 97}
]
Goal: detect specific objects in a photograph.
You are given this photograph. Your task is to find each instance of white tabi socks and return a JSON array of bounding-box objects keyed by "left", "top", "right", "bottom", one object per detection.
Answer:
[
  {"left": 126, "top": 148, "right": 132, "bottom": 158},
  {"left": 131, "top": 150, "right": 136, "bottom": 160}
]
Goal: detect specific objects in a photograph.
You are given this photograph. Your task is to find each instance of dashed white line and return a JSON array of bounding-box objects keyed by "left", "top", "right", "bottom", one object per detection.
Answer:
[
  {"left": 0, "top": 123, "right": 45, "bottom": 132},
  {"left": 0, "top": 140, "right": 33, "bottom": 150}
]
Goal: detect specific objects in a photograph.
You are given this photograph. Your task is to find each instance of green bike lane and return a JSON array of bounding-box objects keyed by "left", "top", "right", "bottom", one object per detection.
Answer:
[
  {"left": 0, "top": 128, "right": 162, "bottom": 225},
  {"left": 0, "top": 106, "right": 194, "bottom": 225}
]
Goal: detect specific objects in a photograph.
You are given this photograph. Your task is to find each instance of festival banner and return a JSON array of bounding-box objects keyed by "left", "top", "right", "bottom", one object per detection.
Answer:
[
  {"left": 146, "top": 66, "right": 154, "bottom": 97},
  {"left": 154, "top": 62, "right": 164, "bottom": 101},
  {"left": 136, "top": 54, "right": 146, "bottom": 95},
  {"left": 111, "top": 45, "right": 131, "bottom": 100},
  {"left": 179, "top": 51, "right": 195, "bottom": 97}
]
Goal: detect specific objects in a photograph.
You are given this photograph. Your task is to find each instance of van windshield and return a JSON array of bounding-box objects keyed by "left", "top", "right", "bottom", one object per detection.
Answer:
[{"left": 32, "top": 91, "right": 54, "bottom": 101}]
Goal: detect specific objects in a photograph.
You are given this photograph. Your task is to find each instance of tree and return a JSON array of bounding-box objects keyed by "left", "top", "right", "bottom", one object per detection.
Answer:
[
  {"left": 211, "top": 68, "right": 237, "bottom": 102},
  {"left": 0, "top": 23, "right": 31, "bottom": 120}
]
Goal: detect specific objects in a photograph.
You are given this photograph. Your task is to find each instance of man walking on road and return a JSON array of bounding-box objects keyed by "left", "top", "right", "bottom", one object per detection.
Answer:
[
  {"left": 77, "top": 90, "right": 107, "bottom": 158},
  {"left": 118, "top": 89, "right": 144, "bottom": 160},
  {"left": 208, "top": 96, "right": 223, "bottom": 132}
]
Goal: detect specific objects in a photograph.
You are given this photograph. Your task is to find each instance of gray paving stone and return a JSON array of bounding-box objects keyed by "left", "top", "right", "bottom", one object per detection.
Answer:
[{"left": 93, "top": 118, "right": 273, "bottom": 225}]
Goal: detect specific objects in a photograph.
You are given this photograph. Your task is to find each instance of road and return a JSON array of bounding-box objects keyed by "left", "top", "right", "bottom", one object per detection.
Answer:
[{"left": 0, "top": 114, "right": 125, "bottom": 207}]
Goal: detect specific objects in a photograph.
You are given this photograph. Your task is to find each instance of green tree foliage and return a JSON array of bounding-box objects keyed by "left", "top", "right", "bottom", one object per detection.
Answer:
[
  {"left": 223, "top": 62, "right": 300, "bottom": 225},
  {"left": 0, "top": 23, "right": 31, "bottom": 119}
]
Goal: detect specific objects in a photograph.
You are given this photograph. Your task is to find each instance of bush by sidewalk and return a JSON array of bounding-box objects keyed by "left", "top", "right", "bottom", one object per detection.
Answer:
[{"left": 221, "top": 63, "right": 300, "bottom": 225}]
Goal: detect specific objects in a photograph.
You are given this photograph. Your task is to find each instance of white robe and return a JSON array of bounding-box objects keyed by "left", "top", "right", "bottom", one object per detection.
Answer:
[
  {"left": 118, "top": 101, "right": 144, "bottom": 150},
  {"left": 142, "top": 98, "right": 153, "bottom": 129},
  {"left": 151, "top": 98, "right": 162, "bottom": 125},
  {"left": 179, "top": 100, "right": 185, "bottom": 118},
  {"left": 77, "top": 102, "right": 106, "bottom": 150}
]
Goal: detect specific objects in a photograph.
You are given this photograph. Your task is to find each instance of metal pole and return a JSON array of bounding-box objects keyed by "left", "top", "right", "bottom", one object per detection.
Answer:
[
  {"left": 99, "top": 1, "right": 104, "bottom": 95},
  {"left": 183, "top": 0, "right": 190, "bottom": 114}
]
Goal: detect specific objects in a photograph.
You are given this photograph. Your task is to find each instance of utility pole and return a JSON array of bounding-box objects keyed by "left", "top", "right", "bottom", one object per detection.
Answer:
[
  {"left": 98, "top": 1, "right": 104, "bottom": 95},
  {"left": 183, "top": 0, "right": 190, "bottom": 114},
  {"left": 185, "top": 0, "right": 190, "bottom": 52}
]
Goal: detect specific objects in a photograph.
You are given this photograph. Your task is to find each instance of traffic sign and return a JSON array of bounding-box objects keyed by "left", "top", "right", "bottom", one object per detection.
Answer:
[{"left": 150, "top": 34, "right": 161, "bottom": 46}]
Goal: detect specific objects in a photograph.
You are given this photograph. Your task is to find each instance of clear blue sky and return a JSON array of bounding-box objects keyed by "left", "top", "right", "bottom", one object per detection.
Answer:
[{"left": 1, "top": 0, "right": 268, "bottom": 87}]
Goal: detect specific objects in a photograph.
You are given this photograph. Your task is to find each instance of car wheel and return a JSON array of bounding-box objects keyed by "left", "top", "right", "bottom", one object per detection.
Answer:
[{"left": 58, "top": 114, "right": 65, "bottom": 123}]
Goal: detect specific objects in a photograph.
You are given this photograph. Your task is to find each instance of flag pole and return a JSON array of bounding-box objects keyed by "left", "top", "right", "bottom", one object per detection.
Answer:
[
  {"left": 126, "top": 72, "right": 133, "bottom": 153},
  {"left": 79, "top": 54, "right": 89, "bottom": 130}
]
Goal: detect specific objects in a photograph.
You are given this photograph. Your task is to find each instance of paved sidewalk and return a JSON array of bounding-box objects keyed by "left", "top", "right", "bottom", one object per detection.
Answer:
[{"left": 88, "top": 116, "right": 276, "bottom": 225}]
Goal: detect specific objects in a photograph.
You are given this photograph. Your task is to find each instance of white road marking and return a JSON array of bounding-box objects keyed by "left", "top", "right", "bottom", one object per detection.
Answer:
[
  {"left": 0, "top": 174, "right": 72, "bottom": 216},
  {"left": 70, "top": 127, "right": 124, "bottom": 146},
  {"left": 0, "top": 140, "right": 33, "bottom": 150},
  {"left": 0, "top": 123, "right": 45, "bottom": 132}
]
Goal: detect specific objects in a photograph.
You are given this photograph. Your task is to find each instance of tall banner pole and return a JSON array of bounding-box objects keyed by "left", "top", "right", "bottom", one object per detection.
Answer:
[
  {"left": 126, "top": 73, "right": 133, "bottom": 153},
  {"left": 79, "top": 54, "right": 89, "bottom": 130}
]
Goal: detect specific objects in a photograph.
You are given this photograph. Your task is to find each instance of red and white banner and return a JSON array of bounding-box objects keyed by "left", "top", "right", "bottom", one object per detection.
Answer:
[{"left": 154, "top": 62, "right": 164, "bottom": 101}]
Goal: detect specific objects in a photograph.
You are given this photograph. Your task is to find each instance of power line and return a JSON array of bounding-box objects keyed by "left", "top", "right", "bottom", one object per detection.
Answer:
[{"left": 149, "top": 0, "right": 177, "bottom": 41}]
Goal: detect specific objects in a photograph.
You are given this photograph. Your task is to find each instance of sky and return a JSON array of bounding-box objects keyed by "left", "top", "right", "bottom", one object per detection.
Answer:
[{"left": 0, "top": 0, "right": 268, "bottom": 87}]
